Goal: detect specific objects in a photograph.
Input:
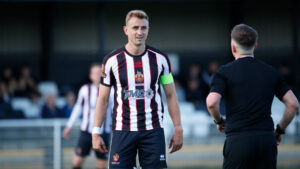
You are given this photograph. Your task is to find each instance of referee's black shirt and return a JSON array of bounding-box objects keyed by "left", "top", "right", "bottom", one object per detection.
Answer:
[{"left": 210, "top": 57, "right": 290, "bottom": 134}]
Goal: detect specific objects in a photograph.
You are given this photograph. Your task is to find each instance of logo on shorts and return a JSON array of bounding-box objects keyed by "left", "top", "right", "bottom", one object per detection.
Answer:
[
  {"left": 112, "top": 153, "right": 120, "bottom": 165},
  {"left": 113, "top": 153, "right": 119, "bottom": 162},
  {"left": 101, "top": 64, "right": 107, "bottom": 78},
  {"left": 160, "top": 154, "right": 165, "bottom": 161}
]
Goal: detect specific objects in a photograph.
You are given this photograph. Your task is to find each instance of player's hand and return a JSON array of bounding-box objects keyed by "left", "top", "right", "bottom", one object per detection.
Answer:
[
  {"left": 63, "top": 127, "right": 71, "bottom": 139},
  {"left": 217, "top": 123, "right": 225, "bottom": 133},
  {"left": 274, "top": 124, "right": 285, "bottom": 146},
  {"left": 275, "top": 132, "right": 282, "bottom": 146},
  {"left": 216, "top": 119, "right": 225, "bottom": 133},
  {"left": 92, "top": 134, "right": 107, "bottom": 153},
  {"left": 169, "top": 126, "right": 183, "bottom": 154}
]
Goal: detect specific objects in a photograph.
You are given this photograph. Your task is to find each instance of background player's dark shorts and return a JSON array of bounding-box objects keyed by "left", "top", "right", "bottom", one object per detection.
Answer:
[
  {"left": 75, "top": 131, "right": 110, "bottom": 159},
  {"left": 109, "top": 128, "right": 167, "bottom": 169},
  {"left": 223, "top": 131, "right": 277, "bottom": 169}
]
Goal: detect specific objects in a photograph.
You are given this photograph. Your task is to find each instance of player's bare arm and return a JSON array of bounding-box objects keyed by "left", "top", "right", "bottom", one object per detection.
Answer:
[
  {"left": 62, "top": 86, "right": 85, "bottom": 140},
  {"left": 206, "top": 92, "right": 225, "bottom": 132},
  {"left": 276, "top": 90, "right": 299, "bottom": 145},
  {"left": 62, "top": 127, "right": 72, "bottom": 139},
  {"left": 92, "top": 84, "right": 111, "bottom": 153},
  {"left": 163, "top": 83, "right": 183, "bottom": 153}
]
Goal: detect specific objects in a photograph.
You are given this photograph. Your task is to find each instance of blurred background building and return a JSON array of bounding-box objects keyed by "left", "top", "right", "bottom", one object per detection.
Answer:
[{"left": 0, "top": 0, "right": 299, "bottom": 169}]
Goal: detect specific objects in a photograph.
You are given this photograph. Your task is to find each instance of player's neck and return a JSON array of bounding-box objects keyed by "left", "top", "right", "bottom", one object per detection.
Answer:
[
  {"left": 92, "top": 82, "right": 99, "bottom": 87},
  {"left": 234, "top": 53, "right": 254, "bottom": 60},
  {"left": 125, "top": 43, "right": 146, "bottom": 56}
]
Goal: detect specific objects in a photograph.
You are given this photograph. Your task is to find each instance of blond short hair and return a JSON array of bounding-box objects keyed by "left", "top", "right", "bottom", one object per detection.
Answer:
[{"left": 125, "top": 10, "right": 149, "bottom": 25}]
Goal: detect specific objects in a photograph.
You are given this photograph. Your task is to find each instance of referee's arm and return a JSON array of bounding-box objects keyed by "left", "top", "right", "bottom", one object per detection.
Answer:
[
  {"left": 206, "top": 92, "right": 225, "bottom": 132},
  {"left": 277, "top": 90, "right": 299, "bottom": 132}
]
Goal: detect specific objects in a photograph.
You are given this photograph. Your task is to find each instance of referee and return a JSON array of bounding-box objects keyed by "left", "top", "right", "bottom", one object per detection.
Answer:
[{"left": 206, "top": 24, "right": 299, "bottom": 169}]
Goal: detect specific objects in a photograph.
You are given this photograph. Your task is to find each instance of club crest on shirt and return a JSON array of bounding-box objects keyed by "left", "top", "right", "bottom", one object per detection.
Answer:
[
  {"left": 101, "top": 64, "right": 107, "bottom": 78},
  {"left": 135, "top": 71, "right": 144, "bottom": 84}
]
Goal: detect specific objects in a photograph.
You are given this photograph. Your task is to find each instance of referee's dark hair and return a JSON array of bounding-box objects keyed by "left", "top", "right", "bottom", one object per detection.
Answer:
[{"left": 231, "top": 24, "right": 258, "bottom": 49}]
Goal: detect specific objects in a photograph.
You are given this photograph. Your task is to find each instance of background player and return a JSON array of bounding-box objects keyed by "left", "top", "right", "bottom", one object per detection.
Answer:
[
  {"left": 92, "top": 10, "right": 183, "bottom": 169},
  {"left": 63, "top": 63, "right": 114, "bottom": 169}
]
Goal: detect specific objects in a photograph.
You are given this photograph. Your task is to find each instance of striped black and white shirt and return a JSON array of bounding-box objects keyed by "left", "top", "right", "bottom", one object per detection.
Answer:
[
  {"left": 100, "top": 45, "right": 172, "bottom": 131},
  {"left": 67, "top": 84, "right": 114, "bottom": 134}
]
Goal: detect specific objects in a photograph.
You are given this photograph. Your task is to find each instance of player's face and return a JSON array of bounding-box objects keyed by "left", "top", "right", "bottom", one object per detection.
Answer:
[
  {"left": 89, "top": 66, "right": 101, "bottom": 84},
  {"left": 124, "top": 17, "right": 149, "bottom": 46}
]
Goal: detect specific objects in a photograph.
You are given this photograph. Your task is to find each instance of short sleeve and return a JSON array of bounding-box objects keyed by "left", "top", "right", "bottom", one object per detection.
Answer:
[
  {"left": 210, "top": 67, "right": 226, "bottom": 96},
  {"left": 161, "top": 54, "right": 172, "bottom": 75},
  {"left": 275, "top": 73, "right": 291, "bottom": 100},
  {"left": 100, "top": 56, "right": 115, "bottom": 87}
]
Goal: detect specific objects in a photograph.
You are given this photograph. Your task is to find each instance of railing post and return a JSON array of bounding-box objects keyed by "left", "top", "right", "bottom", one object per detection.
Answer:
[{"left": 53, "top": 120, "right": 62, "bottom": 169}]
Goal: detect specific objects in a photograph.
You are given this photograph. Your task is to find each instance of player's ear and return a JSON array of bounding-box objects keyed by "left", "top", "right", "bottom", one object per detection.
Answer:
[
  {"left": 231, "top": 41, "right": 236, "bottom": 53},
  {"left": 254, "top": 42, "right": 258, "bottom": 50},
  {"left": 123, "top": 26, "right": 128, "bottom": 36},
  {"left": 89, "top": 73, "right": 92, "bottom": 81}
]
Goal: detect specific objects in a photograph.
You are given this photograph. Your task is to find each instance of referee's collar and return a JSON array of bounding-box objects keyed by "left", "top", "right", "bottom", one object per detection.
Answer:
[{"left": 239, "top": 55, "right": 254, "bottom": 59}]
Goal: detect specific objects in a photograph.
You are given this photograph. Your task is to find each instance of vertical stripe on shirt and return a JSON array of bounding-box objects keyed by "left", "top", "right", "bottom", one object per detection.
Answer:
[
  {"left": 117, "top": 52, "right": 130, "bottom": 131},
  {"left": 125, "top": 54, "right": 138, "bottom": 131},
  {"left": 115, "top": 54, "right": 124, "bottom": 130},
  {"left": 155, "top": 54, "right": 163, "bottom": 128},
  {"left": 85, "top": 84, "right": 91, "bottom": 131},
  {"left": 133, "top": 56, "right": 146, "bottom": 130},
  {"left": 146, "top": 51, "right": 159, "bottom": 129}
]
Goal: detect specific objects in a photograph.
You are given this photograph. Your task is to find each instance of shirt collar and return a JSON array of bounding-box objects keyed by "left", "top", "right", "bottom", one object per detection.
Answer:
[{"left": 240, "top": 55, "right": 254, "bottom": 58}]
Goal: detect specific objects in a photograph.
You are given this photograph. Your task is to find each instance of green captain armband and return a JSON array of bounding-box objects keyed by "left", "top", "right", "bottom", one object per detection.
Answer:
[{"left": 160, "top": 73, "right": 174, "bottom": 85}]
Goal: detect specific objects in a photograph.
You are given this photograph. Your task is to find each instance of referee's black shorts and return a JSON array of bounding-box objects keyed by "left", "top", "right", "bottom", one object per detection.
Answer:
[{"left": 223, "top": 131, "right": 277, "bottom": 169}]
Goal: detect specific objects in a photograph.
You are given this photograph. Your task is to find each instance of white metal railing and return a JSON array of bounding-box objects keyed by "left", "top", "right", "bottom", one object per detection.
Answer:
[
  {"left": 0, "top": 99, "right": 299, "bottom": 169},
  {"left": 0, "top": 118, "right": 79, "bottom": 169}
]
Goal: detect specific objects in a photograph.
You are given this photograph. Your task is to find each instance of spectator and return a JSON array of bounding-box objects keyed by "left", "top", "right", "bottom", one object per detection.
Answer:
[
  {"left": 0, "top": 81, "right": 12, "bottom": 118},
  {"left": 26, "top": 91, "right": 42, "bottom": 118},
  {"left": 174, "top": 77, "right": 186, "bottom": 102},
  {"left": 41, "top": 94, "right": 63, "bottom": 118},
  {"left": 279, "top": 62, "right": 295, "bottom": 90},
  {"left": 0, "top": 81, "right": 24, "bottom": 119},
  {"left": 188, "top": 63, "right": 202, "bottom": 80},
  {"left": 185, "top": 78, "right": 203, "bottom": 109},
  {"left": 186, "top": 63, "right": 208, "bottom": 110},
  {"left": 62, "top": 90, "right": 76, "bottom": 118},
  {"left": 16, "top": 65, "right": 39, "bottom": 97},
  {"left": 0, "top": 81, "right": 12, "bottom": 104},
  {"left": 1, "top": 66, "right": 18, "bottom": 96},
  {"left": 201, "top": 60, "right": 219, "bottom": 97},
  {"left": 188, "top": 63, "right": 208, "bottom": 98},
  {"left": 202, "top": 60, "right": 224, "bottom": 114}
]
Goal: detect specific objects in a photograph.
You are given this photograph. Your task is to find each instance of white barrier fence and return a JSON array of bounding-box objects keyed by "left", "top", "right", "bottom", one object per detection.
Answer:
[{"left": 0, "top": 100, "right": 299, "bottom": 169}]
